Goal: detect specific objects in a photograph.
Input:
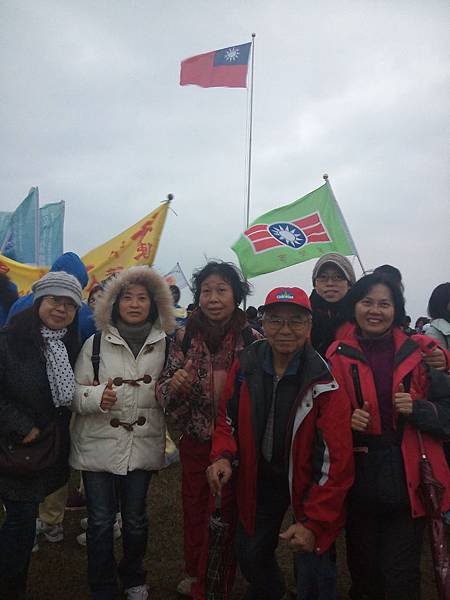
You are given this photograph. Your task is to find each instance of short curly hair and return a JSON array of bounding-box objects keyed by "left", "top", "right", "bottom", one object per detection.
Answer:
[{"left": 191, "top": 261, "right": 251, "bottom": 307}]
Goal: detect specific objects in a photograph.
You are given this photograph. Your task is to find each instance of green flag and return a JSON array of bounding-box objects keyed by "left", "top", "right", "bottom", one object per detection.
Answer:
[{"left": 232, "top": 182, "right": 357, "bottom": 278}]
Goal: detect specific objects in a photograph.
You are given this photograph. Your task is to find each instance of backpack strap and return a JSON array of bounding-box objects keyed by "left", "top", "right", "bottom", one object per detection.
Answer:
[
  {"left": 350, "top": 363, "right": 365, "bottom": 408},
  {"left": 402, "top": 372, "right": 412, "bottom": 393},
  {"left": 91, "top": 331, "right": 102, "bottom": 385}
]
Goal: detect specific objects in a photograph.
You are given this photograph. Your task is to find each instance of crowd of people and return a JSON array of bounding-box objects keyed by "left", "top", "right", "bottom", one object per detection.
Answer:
[{"left": 0, "top": 252, "right": 449, "bottom": 600}]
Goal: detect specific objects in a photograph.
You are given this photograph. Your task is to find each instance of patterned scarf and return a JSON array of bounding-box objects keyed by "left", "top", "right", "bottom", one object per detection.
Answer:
[{"left": 41, "top": 326, "right": 75, "bottom": 408}]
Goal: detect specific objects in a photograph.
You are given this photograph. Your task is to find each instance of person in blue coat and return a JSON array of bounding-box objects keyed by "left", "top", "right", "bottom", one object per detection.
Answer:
[
  {"left": 0, "top": 273, "right": 18, "bottom": 328},
  {"left": 7, "top": 252, "right": 95, "bottom": 343}
]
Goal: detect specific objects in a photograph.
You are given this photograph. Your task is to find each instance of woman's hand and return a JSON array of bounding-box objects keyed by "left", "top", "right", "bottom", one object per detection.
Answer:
[
  {"left": 22, "top": 427, "right": 40, "bottom": 444},
  {"left": 279, "top": 523, "right": 316, "bottom": 553},
  {"left": 206, "top": 458, "right": 232, "bottom": 496},
  {"left": 393, "top": 383, "right": 413, "bottom": 415},
  {"left": 422, "top": 348, "right": 447, "bottom": 371},
  {"left": 100, "top": 378, "right": 117, "bottom": 410},
  {"left": 169, "top": 360, "right": 194, "bottom": 396},
  {"left": 351, "top": 403, "right": 370, "bottom": 432}
]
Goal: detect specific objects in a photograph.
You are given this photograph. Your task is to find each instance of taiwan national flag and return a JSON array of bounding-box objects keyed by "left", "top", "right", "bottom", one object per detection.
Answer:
[
  {"left": 180, "top": 42, "right": 251, "bottom": 88},
  {"left": 232, "top": 183, "right": 357, "bottom": 278}
]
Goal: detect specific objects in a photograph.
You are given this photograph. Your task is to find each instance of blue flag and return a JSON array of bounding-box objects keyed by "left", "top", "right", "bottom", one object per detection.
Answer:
[
  {"left": 0, "top": 213, "right": 12, "bottom": 247},
  {"left": 0, "top": 188, "right": 38, "bottom": 263},
  {"left": 38, "top": 201, "right": 65, "bottom": 265}
]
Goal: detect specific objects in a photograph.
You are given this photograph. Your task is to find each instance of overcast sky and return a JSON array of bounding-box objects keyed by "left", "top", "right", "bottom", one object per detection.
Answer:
[{"left": 1, "top": 0, "right": 449, "bottom": 320}]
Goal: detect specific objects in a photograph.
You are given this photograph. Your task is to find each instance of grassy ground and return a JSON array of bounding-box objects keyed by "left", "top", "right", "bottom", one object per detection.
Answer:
[{"left": 2, "top": 462, "right": 441, "bottom": 599}]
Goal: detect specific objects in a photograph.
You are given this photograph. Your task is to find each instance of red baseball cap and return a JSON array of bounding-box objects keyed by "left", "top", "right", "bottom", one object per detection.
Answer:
[{"left": 263, "top": 287, "right": 312, "bottom": 313}]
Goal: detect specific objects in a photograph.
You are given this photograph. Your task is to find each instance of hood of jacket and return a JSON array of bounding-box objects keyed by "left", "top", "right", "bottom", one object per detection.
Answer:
[
  {"left": 94, "top": 266, "right": 176, "bottom": 335},
  {"left": 51, "top": 252, "right": 89, "bottom": 289}
]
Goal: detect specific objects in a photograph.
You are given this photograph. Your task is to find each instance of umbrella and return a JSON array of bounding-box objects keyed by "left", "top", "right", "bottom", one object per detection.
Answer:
[
  {"left": 416, "top": 432, "right": 450, "bottom": 600},
  {"left": 205, "top": 494, "right": 229, "bottom": 600}
]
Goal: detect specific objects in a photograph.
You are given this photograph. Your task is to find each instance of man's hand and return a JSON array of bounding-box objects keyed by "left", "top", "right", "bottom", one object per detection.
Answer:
[
  {"left": 169, "top": 359, "right": 195, "bottom": 396},
  {"left": 100, "top": 378, "right": 117, "bottom": 410},
  {"left": 22, "top": 427, "right": 40, "bottom": 444},
  {"left": 393, "top": 383, "right": 413, "bottom": 415},
  {"left": 206, "top": 458, "right": 232, "bottom": 496},
  {"left": 423, "top": 348, "right": 447, "bottom": 371},
  {"left": 351, "top": 402, "right": 370, "bottom": 432},
  {"left": 279, "top": 522, "right": 316, "bottom": 553}
]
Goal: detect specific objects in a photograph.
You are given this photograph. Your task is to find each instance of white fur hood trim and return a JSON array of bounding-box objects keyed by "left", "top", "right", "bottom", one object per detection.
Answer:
[{"left": 94, "top": 266, "right": 176, "bottom": 334}]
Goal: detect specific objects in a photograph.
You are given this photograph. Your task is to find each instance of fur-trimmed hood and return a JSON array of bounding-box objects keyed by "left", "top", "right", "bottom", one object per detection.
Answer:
[{"left": 94, "top": 266, "right": 176, "bottom": 334}]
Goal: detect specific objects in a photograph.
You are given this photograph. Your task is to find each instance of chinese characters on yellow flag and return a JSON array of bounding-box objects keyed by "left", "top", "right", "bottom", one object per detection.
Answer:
[
  {"left": 0, "top": 202, "right": 170, "bottom": 296},
  {"left": 82, "top": 202, "right": 169, "bottom": 293}
]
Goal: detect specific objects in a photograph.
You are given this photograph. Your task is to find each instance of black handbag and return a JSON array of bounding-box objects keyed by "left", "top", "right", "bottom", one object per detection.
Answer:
[
  {"left": 350, "top": 434, "right": 410, "bottom": 512},
  {"left": 349, "top": 365, "right": 410, "bottom": 512},
  {"left": 0, "top": 419, "right": 61, "bottom": 479}
]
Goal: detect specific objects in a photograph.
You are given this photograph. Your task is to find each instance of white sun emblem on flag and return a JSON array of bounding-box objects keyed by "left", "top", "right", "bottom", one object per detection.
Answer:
[
  {"left": 268, "top": 222, "right": 307, "bottom": 249},
  {"left": 224, "top": 47, "right": 240, "bottom": 62}
]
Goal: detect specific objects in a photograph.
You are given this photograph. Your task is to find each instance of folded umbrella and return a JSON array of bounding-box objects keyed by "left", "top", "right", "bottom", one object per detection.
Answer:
[
  {"left": 416, "top": 431, "right": 450, "bottom": 600},
  {"left": 205, "top": 494, "right": 229, "bottom": 600}
]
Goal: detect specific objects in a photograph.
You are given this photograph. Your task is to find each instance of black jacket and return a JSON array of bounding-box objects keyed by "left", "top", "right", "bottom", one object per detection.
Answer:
[{"left": 0, "top": 330, "right": 71, "bottom": 502}]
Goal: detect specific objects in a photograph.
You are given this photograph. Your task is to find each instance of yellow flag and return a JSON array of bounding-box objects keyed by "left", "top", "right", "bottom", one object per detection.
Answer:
[
  {"left": 82, "top": 202, "right": 169, "bottom": 293},
  {"left": 0, "top": 202, "right": 170, "bottom": 296},
  {"left": 0, "top": 255, "right": 48, "bottom": 296}
]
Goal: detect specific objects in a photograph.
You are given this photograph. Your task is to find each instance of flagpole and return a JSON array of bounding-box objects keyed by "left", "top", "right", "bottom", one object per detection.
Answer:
[
  {"left": 34, "top": 187, "right": 40, "bottom": 266},
  {"left": 242, "top": 34, "right": 256, "bottom": 312},
  {"left": 323, "top": 174, "right": 366, "bottom": 274},
  {"left": 245, "top": 33, "right": 256, "bottom": 229}
]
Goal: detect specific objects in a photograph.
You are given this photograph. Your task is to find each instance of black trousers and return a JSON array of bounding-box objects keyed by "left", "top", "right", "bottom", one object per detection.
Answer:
[{"left": 346, "top": 506, "right": 425, "bottom": 600}]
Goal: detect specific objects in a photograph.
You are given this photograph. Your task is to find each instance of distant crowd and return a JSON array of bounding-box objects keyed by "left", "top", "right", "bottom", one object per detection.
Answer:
[{"left": 0, "top": 252, "right": 449, "bottom": 600}]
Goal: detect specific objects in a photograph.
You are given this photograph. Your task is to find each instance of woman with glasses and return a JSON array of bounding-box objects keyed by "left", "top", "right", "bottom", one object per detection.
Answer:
[
  {"left": 327, "top": 273, "right": 450, "bottom": 600},
  {"left": 70, "top": 266, "right": 175, "bottom": 600},
  {"left": 156, "top": 261, "right": 260, "bottom": 599},
  {"left": 310, "top": 253, "right": 356, "bottom": 357},
  {"left": 0, "top": 271, "right": 82, "bottom": 598}
]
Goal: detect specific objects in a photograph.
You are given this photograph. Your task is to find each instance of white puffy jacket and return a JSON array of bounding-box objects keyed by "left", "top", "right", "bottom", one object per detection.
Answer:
[{"left": 70, "top": 266, "right": 175, "bottom": 474}]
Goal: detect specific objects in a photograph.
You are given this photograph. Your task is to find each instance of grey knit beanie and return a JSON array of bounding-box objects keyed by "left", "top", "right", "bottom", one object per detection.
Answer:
[
  {"left": 312, "top": 253, "right": 356, "bottom": 286},
  {"left": 32, "top": 271, "right": 83, "bottom": 307}
]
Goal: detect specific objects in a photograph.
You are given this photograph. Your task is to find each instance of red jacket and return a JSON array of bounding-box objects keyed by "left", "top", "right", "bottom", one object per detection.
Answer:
[
  {"left": 327, "top": 326, "right": 450, "bottom": 517},
  {"left": 210, "top": 341, "right": 354, "bottom": 554}
]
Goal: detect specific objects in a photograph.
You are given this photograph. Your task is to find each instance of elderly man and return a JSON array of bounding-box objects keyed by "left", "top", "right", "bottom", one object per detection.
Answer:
[{"left": 207, "top": 287, "right": 354, "bottom": 600}]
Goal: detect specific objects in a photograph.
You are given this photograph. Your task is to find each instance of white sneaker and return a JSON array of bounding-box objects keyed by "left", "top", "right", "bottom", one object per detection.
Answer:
[
  {"left": 76, "top": 520, "right": 121, "bottom": 546},
  {"left": 176, "top": 576, "right": 197, "bottom": 596},
  {"left": 33, "top": 518, "right": 63, "bottom": 552},
  {"left": 125, "top": 584, "right": 149, "bottom": 599},
  {"left": 35, "top": 518, "right": 64, "bottom": 542}
]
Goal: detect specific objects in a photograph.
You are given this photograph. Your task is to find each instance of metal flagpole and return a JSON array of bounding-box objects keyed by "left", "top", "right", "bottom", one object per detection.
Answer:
[
  {"left": 243, "top": 34, "right": 256, "bottom": 311},
  {"left": 323, "top": 174, "right": 366, "bottom": 274},
  {"left": 34, "top": 187, "right": 40, "bottom": 265},
  {"left": 245, "top": 33, "right": 256, "bottom": 229}
]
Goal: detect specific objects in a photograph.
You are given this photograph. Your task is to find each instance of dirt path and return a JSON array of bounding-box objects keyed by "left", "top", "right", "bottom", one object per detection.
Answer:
[{"left": 20, "top": 464, "right": 439, "bottom": 599}]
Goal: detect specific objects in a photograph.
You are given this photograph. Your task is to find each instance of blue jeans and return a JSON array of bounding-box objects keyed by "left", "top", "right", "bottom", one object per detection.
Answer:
[
  {"left": 0, "top": 498, "right": 38, "bottom": 599},
  {"left": 82, "top": 469, "right": 152, "bottom": 600}
]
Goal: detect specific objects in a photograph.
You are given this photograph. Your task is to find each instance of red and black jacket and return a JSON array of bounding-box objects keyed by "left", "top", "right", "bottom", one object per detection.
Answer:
[
  {"left": 327, "top": 326, "right": 450, "bottom": 517},
  {"left": 211, "top": 340, "right": 354, "bottom": 554}
]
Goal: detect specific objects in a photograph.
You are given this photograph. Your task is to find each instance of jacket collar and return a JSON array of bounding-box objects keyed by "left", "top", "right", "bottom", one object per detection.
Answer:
[
  {"left": 239, "top": 339, "right": 333, "bottom": 386},
  {"left": 333, "top": 323, "right": 422, "bottom": 369},
  {"left": 105, "top": 323, "right": 166, "bottom": 348}
]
